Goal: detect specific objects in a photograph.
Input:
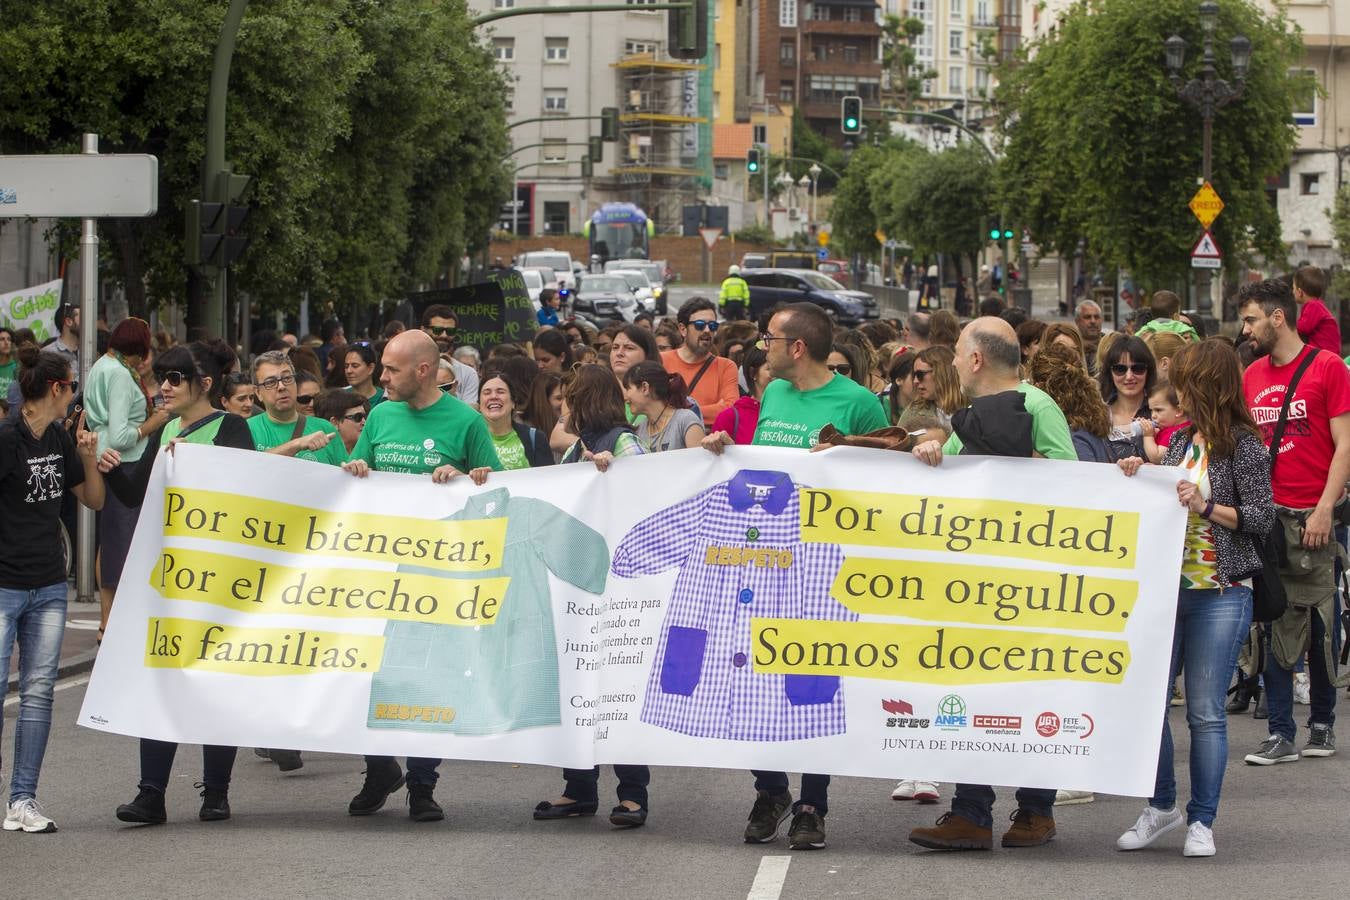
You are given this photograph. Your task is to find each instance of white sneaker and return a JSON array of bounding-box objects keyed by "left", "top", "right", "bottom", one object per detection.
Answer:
[
  {"left": 911, "top": 781, "right": 940, "bottom": 803},
  {"left": 1055, "top": 789, "right": 1096, "bottom": 805},
  {"left": 891, "top": 779, "right": 916, "bottom": 800},
  {"left": 3, "top": 798, "right": 57, "bottom": 833},
  {"left": 1116, "top": 806, "right": 1183, "bottom": 850},
  {"left": 1293, "top": 672, "right": 1311, "bottom": 705},
  {"left": 1182, "top": 821, "right": 1215, "bottom": 857}
]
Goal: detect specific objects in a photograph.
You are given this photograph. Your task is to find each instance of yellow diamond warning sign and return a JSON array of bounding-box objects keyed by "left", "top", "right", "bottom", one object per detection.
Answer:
[{"left": 1188, "top": 182, "right": 1224, "bottom": 229}]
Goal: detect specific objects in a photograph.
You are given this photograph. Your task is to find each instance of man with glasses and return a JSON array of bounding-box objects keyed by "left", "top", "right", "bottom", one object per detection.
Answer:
[
  {"left": 246, "top": 351, "right": 347, "bottom": 466},
  {"left": 421, "top": 305, "right": 479, "bottom": 408},
  {"left": 340, "top": 329, "right": 501, "bottom": 823},
  {"left": 661, "top": 298, "right": 738, "bottom": 428},
  {"left": 702, "top": 302, "right": 888, "bottom": 851}
]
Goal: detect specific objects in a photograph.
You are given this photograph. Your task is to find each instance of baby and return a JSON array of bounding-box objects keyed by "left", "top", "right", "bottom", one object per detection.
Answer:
[{"left": 1136, "top": 380, "right": 1188, "bottom": 464}]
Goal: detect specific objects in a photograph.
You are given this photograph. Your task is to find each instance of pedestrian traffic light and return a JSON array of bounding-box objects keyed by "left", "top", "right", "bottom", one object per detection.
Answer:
[
  {"left": 667, "top": 0, "right": 708, "bottom": 60},
  {"left": 1001, "top": 223, "right": 1015, "bottom": 240},
  {"left": 746, "top": 147, "right": 761, "bottom": 173},
  {"left": 581, "top": 155, "right": 593, "bottom": 179},
  {"left": 601, "top": 107, "right": 620, "bottom": 142},
  {"left": 987, "top": 216, "right": 1001, "bottom": 241},
  {"left": 589, "top": 136, "right": 604, "bottom": 164},
  {"left": 216, "top": 171, "right": 253, "bottom": 268},
  {"left": 841, "top": 96, "right": 862, "bottom": 135}
]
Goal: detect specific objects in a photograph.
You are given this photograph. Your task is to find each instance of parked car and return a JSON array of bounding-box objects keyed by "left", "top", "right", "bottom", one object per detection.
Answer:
[
  {"left": 519, "top": 250, "right": 577, "bottom": 290},
  {"left": 816, "top": 259, "right": 851, "bottom": 288},
  {"left": 608, "top": 269, "right": 658, "bottom": 315},
  {"left": 572, "top": 273, "right": 641, "bottom": 323},
  {"left": 740, "top": 253, "right": 768, "bottom": 269},
  {"left": 743, "top": 268, "right": 880, "bottom": 325},
  {"left": 604, "top": 259, "right": 668, "bottom": 314},
  {"left": 520, "top": 269, "right": 545, "bottom": 310}
]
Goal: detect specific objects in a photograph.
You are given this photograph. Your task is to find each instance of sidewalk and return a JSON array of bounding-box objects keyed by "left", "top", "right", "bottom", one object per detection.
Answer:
[{"left": 4, "top": 584, "right": 101, "bottom": 693}]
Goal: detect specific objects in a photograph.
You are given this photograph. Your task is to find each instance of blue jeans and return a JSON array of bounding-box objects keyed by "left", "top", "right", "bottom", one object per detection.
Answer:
[
  {"left": 563, "top": 765, "right": 650, "bottom": 807},
  {"left": 752, "top": 771, "right": 830, "bottom": 816},
  {"left": 951, "top": 784, "right": 1056, "bottom": 830},
  {"left": 365, "top": 755, "right": 439, "bottom": 787},
  {"left": 1151, "top": 585, "right": 1251, "bottom": 827},
  {"left": 1265, "top": 604, "right": 1338, "bottom": 742},
  {"left": 0, "top": 584, "right": 68, "bottom": 802}
]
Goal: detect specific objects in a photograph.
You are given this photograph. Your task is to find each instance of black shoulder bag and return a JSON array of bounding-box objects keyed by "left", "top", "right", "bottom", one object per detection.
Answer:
[{"left": 1246, "top": 347, "right": 1320, "bottom": 622}]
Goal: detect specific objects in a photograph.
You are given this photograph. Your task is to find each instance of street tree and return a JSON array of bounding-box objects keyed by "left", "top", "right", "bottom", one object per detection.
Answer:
[{"left": 996, "top": 0, "right": 1308, "bottom": 286}]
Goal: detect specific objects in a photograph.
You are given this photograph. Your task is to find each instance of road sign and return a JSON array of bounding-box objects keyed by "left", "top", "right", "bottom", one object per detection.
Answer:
[
  {"left": 698, "top": 227, "right": 722, "bottom": 251},
  {"left": 817, "top": 248, "right": 829, "bottom": 261},
  {"left": 1190, "top": 230, "right": 1222, "bottom": 269},
  {"left": 1191, "top": 257, "right": 1222, "bottom": 269},
  {"left": 1188, "top": 182, "right": 1224, "bottom": 229},
  {"left": 0, "top": 154, "right": 158, "bottom": 217},
  {"left": 819, "top": 230, "right": 831, "bottom": 247}
]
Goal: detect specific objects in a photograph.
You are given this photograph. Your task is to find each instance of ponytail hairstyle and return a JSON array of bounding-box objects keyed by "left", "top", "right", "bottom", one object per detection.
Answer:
[
  {"left": 16, "top": 345, "right": 72, "bottom": 402},
  {"left": 622, "top": 360, "right": 688, "bottom": 410},
  {"left": 154, "top": 340, "right": 236, "bottom": 407}
]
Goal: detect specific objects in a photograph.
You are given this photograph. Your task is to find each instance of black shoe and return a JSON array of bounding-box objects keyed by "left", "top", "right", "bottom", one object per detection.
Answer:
[
  {"left": 197, "top": 783, "right": 231, "bottom": 822},
  {"left": 348, "top": 760, "right": 405, "bottom": 816},
  {"left": 609, "top": 804, "right": 648, "bottom": 829},
  {"left": 269, "top": 749, "right": 303, "bottom": 772},
  {"left": 533, "top": 799, "right": 599, "bottom": 820},
  {"left": 744, "top": 790, "right": 793, "bottom": 843},
  {"left": 115, "top": 787, "right": 167, "bottom": 825},
  {"left": 787, "top": 810, "right": 826, "bottom": 850},
  {"left": 253, "top": 747, "right": 271, "bottom": 760},
  {"left": 1254, "top": 689, "right": 1268, "bottom": 720},
  {"left": 407, "top": 783, "right": 444, "bottom": 822},
  {"left": 1225, "top": 682, "right": 1252, "bottom": 714}
]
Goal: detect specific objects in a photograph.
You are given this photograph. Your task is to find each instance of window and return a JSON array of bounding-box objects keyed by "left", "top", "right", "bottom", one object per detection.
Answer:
[
  {"left": 843, "top": 6, "right": 861, "bottom": 21},
  {"left": 974, "top": 67, "right": 989, "bottom": 94},
  {"left": 779, "top": 81, "right": 795, "bottom": 103},
  {"left": 810, "top": 3, "right": 831, "bottom": 20},
  {"left": 975, "top": 0, "right": 991, "bottom": 23},
  {"left": 493, "top": 38, "right": 514, "bottom": 61},
  {"left": 949, "top": 29, "right": 963, "bottom": 54},
  {"left": 948, "top": 65, "right": 962, "bottom": 92},
  {"left": 843, "top": 45, "right": 859, "bottom": 63},
  {"left": 493, "top": 0, "right": 514, "bottom": 7},
  {"left": 627, "top": 0, "right": 659, "bottom": 5},
  {"left": 780, "top": 40, "right": 796, "bottom": 62},
  {"left": 780, "top": 0, "right": 797, "bottom": 28},
  {"left": 542, "top": 139, "right": 567, "bottom": 163},
  {"left": 715, "top": 43, "right": 722, "bottom": 69},
  {"left": 950, "top": 0, "right": 963, "bottom": 16},
  {"left": 813, "top": 43, "right": 828, "bottom": 61},
  {"left": 714, "top": 162, "right": 729, "bottom": 180},
  {"left": 545, "top": 38, "right": 568, "bottom": 61},
  {"left": 625, "top": 39, "right": 658, "bottom": 55},
  {"left": 1291, "top": 68, "right": 1317, "bottom": 126},
  {"left": 753, "top": 124, "right": 767, "bottom": 144},
  {"left": 504, "top": 92, "right": 514, "bottom": 112},
  {"left": 543, "top": 89, "right": 568, "bottom": 112},
  {"left": 1301, "top": 173, "right": 1321, "bottom": 195}
]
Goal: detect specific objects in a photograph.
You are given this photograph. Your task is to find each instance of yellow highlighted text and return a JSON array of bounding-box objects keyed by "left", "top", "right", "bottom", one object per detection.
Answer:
[{"left": 144, "top": 617, "right": 384, "bottom": 676}]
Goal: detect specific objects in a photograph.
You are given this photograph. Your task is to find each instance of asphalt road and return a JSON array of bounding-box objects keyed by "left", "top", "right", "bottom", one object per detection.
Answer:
[{"left": 2, "top": 678, "right": 1347, "bottom": 899}]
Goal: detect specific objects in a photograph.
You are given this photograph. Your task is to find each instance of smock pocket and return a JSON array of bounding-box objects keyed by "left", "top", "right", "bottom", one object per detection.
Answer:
[
  {"left": 659, "top": 626, "right": 707, "bottom": 696},
  {"left": 785, "top": 674, "right": 840, "bottom": 706}
]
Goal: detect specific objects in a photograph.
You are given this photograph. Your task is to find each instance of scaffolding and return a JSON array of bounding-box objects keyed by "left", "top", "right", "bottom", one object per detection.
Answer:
[{"left": 610, "top": 54, "right": 710, "bottom": 234}]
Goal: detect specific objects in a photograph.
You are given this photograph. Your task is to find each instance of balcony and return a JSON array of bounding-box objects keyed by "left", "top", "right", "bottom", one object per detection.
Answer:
[
  {"left": 803, "top": 18, "right": 882, "bottom": 38},
  {"left": 800, "top": 58, "right": 883, "bottom": 78}
]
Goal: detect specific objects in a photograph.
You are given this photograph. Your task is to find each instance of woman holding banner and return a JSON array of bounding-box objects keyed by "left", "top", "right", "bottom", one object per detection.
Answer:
[
  {"left": 1115, "top": 338, "right": 1273, "bottom": 858},
  {"left": 98, "top": 340, "right": 254, "bottom": 826}
]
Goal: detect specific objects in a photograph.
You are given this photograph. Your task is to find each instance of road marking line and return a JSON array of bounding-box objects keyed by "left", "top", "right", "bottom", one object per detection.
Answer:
[
  {"left": 747, "top": 856, "right": 791, "bottom": 900},
  {"left": 65, "top": 620, "right": 101, "bottom": 630},
  {"left": 3, "top": 674, "right": 89, "bottom": 708}
]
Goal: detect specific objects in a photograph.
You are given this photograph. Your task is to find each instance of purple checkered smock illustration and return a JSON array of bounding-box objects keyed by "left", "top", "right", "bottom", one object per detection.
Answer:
[{"left": 611, "top": 469, "right": 854, "bottom": 741}]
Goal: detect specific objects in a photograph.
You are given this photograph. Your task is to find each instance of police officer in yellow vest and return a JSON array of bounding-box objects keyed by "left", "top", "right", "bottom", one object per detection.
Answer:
[{"left": 719, "top": 265, "right": 750, "bottom": 321}]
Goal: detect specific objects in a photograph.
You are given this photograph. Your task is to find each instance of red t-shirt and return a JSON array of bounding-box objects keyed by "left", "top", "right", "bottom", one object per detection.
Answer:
[
  {"left": 1243, "top": 345, "right": 1350, "bottom": 508},
  {"left": 1297, "top": 299, "right": 1342, "bottom": 356}
]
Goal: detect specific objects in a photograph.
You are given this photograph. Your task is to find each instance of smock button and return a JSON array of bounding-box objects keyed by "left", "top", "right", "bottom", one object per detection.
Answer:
[
  {"left": 738, "top": 589, "right": 754, "bottom": 604},
  {"left": 733, "top": 652, "right": 748, "bottom": 668},
  {"left": 746, "top": 527, "right": 760, "bottom": 541}
]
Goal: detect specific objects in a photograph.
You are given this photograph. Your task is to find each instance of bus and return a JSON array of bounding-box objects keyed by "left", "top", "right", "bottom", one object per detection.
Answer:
[{"left": 584, "top": 202, "right": 652, "bottom": 265}]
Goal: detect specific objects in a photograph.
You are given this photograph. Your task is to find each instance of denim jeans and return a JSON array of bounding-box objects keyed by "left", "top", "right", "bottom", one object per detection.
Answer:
[
  {"left": 1151, "top": 584, "right": 1251, "bottom": 827},
  {"left": 365, "top": 755, "right": 440, "bottom": 787},
  {"left": 1265, "top": 603, "right": 1338, "bottom": 742},
  {"left": 751, "top": 771, "right": 830, "bottom": 817},
  {"left": 139, "top": 739, "right": 237, "bottom": 793},
  {"left": 951, "top": 784, "right": 1056, "bottom": 830},
  {"left": 0, "top": 583, "right": 67, "bottom": 802},
  {"left": 562, "top": 765, "right": 650, "bottom": 807}
]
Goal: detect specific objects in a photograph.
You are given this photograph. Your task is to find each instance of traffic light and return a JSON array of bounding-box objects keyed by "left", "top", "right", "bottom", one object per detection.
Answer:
[
  {"left": 185, "top": 199, "right": 224, "bottom": 266},
  {"left": 841, "top": 96, "right": 862, "bottom": 135},
  {"left": 589, "top": 135, "right": 604, "bottom": 164},
  {"left": 217, "top": 171, "right": 253, "bottom": 268},
  {"left": 600, "top": 107, "right": 619, "bottom": 142},
  {"left": 746, "top": 147, "right": 761, "bottom": 173},
  {"left": 581, "top": 155, "right": 593, "bottom": 179},
  {"left": 667, "top": 0, "right": 708, "bottom": 60},
  {"left": 1001, "top": 223, "right": 1015, "bottom": 240},
  {"left": 987, "top": 216, "right": 1001, "bottom": 241}
]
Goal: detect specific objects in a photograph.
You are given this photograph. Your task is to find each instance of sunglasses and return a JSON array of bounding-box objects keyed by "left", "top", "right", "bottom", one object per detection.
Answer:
[
  {"left": 912, "top": 368, "right": 932, "bottom": 380},
  {"left": 827, "top": 363, "right": 852, "bottom": 375},
  {"left": 1112, "top": 363, "right": 1148, "bottom": 376},
  {"left": 296, "top": 393, "right": 317, "bottom": 406},
  {"left": 427, "top": 326, "right": 457, "bottom": 337},
  {"left": 342, "top": 412, "right": 368, "bottom": 423},
  {"left": 50, "top": 378, "right": 77, "bottom": 393},
  {"left": 256, "top": 373, "right": 296, "bottom": 390},
  {"left": 156, "top": 370, "right": 192, "bottom": 387},
  {"left": 438, "top": 381, "right": 458, "bottom": 393},
  {"left": 689, "top": 320, "right": 720, "bottom": 332}
]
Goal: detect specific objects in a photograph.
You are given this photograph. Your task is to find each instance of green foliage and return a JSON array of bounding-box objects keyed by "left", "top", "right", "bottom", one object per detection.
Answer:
[
  {"left": 996, "top": 0, "right": 1306, "bottom": 286},
  {"left": 830, "top": 144, "right": 886, "bottom": 256},
  {"left": 882, "top": 15, "right": 929, "bottom": 108},
  {"left": 789, "top": 108, "right": 847, "bottom": 190},
  {"left": 731, "top": 223, "right": 775, "bottom": 245},
  {"left": 1332, "top": 186, "right": 1350, "bottom": 301}
]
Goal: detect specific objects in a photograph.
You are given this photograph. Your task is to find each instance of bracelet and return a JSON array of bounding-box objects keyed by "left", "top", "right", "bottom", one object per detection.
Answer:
[{"left": 1202, "top": 499, "right": 1215, "bottom": 520}]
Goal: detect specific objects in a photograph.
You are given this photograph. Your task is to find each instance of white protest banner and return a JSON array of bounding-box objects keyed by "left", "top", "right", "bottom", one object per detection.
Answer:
[
  {"left": 0, "top": 279, "right": 63, "bottom": 342},
  {"left": 81, "top": 444, "right": 1186, "bottom": 795}
]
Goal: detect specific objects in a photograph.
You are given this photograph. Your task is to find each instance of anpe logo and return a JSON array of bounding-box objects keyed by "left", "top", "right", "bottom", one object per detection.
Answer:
[
  {"left": 973, "top": 715, "right": 1022, "bottom": 730},
  {"left": 1035, "top": 712, "right": 1060, "bottom": 738},
  {"left": 934, "top": 694, "right": 968, "bottom": 730}
]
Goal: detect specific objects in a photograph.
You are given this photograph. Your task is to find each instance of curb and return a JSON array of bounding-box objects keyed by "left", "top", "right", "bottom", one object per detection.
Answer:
[{"left": 6, "top": 650, "right": 98, "bottom": 694}]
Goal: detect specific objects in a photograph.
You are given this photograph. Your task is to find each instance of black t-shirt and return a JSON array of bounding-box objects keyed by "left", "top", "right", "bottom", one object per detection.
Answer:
[{"left": 0, "top": 418, "right": 86, "bottom": 589}]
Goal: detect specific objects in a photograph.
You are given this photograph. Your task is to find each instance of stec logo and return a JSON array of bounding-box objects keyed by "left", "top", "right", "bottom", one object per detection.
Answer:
[
  {"left": 881, "top": 698, "right": 930, "bottom": 729},
  {"left": 1035, "top": 712, "right": 1060, "bottom": 738}
]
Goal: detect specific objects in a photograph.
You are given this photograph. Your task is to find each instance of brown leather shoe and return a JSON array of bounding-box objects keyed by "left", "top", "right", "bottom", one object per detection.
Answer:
[
  {"left": 1001, "top": 809, "right": 1057, "bottom": 847},
  {"left": 909, "top": 812, "right": 993, "bottom": 850}
]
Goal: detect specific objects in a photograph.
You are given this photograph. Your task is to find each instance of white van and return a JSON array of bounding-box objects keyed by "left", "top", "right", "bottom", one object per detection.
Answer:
[{"left": 519, "top": 250, "right": 577, "bottom": 290}]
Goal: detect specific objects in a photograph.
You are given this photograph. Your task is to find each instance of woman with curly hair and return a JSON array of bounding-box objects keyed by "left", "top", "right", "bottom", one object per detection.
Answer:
[
  {"left": 1040, "top": 323, "right": 1087, "bottom": 369},
  {"left": 1027, "top": 342, "right": 1111, "bottom": 462}
]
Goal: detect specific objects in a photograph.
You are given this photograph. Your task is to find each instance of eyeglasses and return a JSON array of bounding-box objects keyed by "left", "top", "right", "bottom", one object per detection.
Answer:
[
  {"left": 438, "top": 381, "right": 458, "bottom": 393},
  {"left": 827, "top": 363, "right": 852, "bottom": 375},
  {"left": 296, "top": 393, "right": 317, "bottom": 406},
  {"left": 256, "top": 373, "right": 296, "bottom": 390},
  {"left": 756, "top": 333, "right": 795, "bottom": 349},
  {"left": 1111, "top": 363, "right": 1148, "bottom": 376},
  {"left": 427, "top": 326, "right": 456, "bottom": 337},
  {"left": 689, "top": 320, "right": 720, "bottom": 332},
  {"left": 157, "top": 370, "right": 192, "bottom": 387},
  {"left": 342, "top": 412, "right": 368, "bottom": 423},
  {"left": 912, "top": 368, "right": 932, "bottom": 380}
]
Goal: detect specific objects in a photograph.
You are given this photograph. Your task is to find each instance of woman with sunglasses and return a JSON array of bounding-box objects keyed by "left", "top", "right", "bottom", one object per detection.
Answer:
[
  {"left": 220, "top": 373, "right": 256, "bottom": 417},
  {"left": 897, "top": 346, "right": 965, "bottom": 436},
  {"left": 478, "top": 372, "right": 553, "bottom": 470},
  {"left": 84, "top": 318, "right": 170, "bottom": 645},
  {"left": 98, "top": 341, "right": 254, "bottom": 826},
  {"left": 827, "top": 343, "right": 867, "bottom": 389},
  {"left": 0, "top": 347, "right": 105, "bottom": 833},
  {"left": 293, "top": 369, "right": 322, "bottom": 417},
  {"left": 1099, "top": 335, "right": 1157, "bottom": 462},
  {"left": 315, "top": 389, "right": 369, "bottom": 455},
  {"left": 343, "top": 342, "right": 385, "bottom": 408}
]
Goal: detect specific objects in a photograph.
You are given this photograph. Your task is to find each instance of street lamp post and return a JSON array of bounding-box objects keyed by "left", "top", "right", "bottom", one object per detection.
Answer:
[
  {"left": 807, "top": 163, "right": 821, "bottom": 224},
  {"left": 1164, "top": 0, "right": 1251, "bottom": 321}
]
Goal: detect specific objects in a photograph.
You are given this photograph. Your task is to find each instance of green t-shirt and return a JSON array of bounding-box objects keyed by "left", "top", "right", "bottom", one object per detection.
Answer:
[
  {"left": 0, "top": 359, "right": 16, "bottom": 400},
  {"left": 346, "top": 385, "right": 385, "bottom": 409},
  {"left": 349, "top": 393, "right": 501, "bottom": 475},
  {"left": 492, "top": 427, "right": 529, "bottom": 471},
  {"left": 248, "top": 411, "right": 348, "bottom": 466},
  {"left": 942, "top": 382, "right": 1076, "bottom": 461},
  {"left": 753, "top": 373, "right": 889, "bottom": 448}
]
